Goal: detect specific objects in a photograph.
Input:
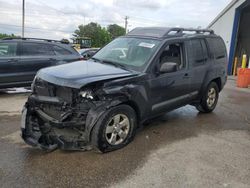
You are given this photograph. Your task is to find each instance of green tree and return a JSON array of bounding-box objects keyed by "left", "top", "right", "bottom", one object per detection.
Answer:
[
  {"left": 0, "top": 33, "right": 17, "bottom": 39},
  {"left": 74, "top": 22, "right": 111, "bottom": 47},
  {"left": 107, "top": 24, "right": 125, "bottom": 39}
]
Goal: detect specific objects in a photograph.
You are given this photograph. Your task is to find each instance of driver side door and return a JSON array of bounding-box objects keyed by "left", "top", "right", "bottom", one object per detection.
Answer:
[{"left": 148, "top": 40, "right": 194, "bottom": 114}]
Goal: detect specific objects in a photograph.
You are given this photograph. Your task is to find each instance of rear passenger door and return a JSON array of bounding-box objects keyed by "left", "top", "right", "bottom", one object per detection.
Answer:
[
  {"left": 19, "top": 42, "right": 56, "bottom": 82},
  {"left": 187, "top": 39, "right": 210, "bottom": 93},
  {"left": 0, "top": 41, "right": 20, "bottom": 85}
]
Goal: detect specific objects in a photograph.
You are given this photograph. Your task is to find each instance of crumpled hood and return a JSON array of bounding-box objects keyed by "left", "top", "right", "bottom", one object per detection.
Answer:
[{"left": 37, "top": 60, "right": 138, "bottom": 88}]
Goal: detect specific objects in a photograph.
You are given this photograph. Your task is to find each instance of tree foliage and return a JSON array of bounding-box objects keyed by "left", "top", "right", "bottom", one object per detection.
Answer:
[
  {"left": 107, "top": 24, "right": 125, "bottom": 39},
  {"left": 73, "top": 22, "right": 126, "bottom": 47},
  {"left": 0, "top": 33, "right": 17, "bottom": 39},
  {"left": 74, "top": 22, "right": 111, "bottom": 47}
]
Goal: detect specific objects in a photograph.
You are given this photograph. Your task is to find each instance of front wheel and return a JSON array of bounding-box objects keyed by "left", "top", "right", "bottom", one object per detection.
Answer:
[
  {"left": 196, "top": 82, "right": 219, "bottom": 113},
  {"left": 91, "top": 105, "right": 137, "bottom": 153}
]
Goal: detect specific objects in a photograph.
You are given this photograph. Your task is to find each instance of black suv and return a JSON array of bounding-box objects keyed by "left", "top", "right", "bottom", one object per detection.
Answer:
[
  {"left": 0, "top": 38, "right": 82, "bottom": 89},
  {"left": 21, "top": 27, "right": 227, "bottom": 152}
]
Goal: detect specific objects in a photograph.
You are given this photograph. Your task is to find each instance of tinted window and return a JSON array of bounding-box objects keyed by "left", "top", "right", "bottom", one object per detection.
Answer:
[
  {"left": 53, "top": 45, "right": 72, "bottom": 55},
  {"left": 200, "top": 39, "right": 208, "bottom": 61},
  {"left": 21, "top": 43, "right": 54, "bottom": 56},
  {"left": 188, "top": 39, "right": 204, "bottom": 66},
  {"left": 206, "top": 38, "right": 226, "bottom": 60},
  {"left": 0, "top": 42, "right": 17, "bottom": 57}
]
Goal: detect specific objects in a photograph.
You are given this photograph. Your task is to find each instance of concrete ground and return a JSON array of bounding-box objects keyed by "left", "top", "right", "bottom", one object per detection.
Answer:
[{"left": 0, "top": 78, "right": 249, "bottom": 188}]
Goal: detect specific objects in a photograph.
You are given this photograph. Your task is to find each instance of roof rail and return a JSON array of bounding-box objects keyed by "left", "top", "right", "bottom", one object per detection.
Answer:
[
  {"left": 127, "top": 27, "right": 215, "bottom": 39},
  {"left": 1, "top": 37, "right": 70, "bottom": 44},
  {"left": 166, "top": 28, "right": 214, "bottom": 36}
]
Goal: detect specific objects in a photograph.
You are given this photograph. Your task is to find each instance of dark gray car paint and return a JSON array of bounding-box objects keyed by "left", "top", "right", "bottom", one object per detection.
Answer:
[{"left": 37, "top": 60, "right": 139, "bottom": 88}]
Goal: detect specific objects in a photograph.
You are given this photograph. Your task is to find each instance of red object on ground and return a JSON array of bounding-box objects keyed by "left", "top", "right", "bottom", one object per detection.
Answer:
[{"left": 237, "top": 68, "right": 250, "bottom": 88}]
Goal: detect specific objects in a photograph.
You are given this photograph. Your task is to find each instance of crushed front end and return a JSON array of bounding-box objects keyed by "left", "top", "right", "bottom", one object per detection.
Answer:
[{"left": 21, "top": 78, "right": 95, "bottom": 151}]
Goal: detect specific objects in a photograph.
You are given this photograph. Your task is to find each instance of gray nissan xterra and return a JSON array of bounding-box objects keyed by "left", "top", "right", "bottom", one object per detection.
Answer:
[{"left": 21, "top": 27, "right": 227, "bottom": 152}]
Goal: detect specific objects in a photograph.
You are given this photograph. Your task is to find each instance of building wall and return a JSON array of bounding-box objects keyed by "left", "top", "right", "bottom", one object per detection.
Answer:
[{"left": 208, "top": 0, "right": 245, "bottom": 55}]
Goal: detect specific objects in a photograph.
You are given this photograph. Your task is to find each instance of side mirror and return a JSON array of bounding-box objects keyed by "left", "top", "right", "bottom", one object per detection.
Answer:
[
  {"left": 160, "top": 62, "right": 178, "bottom": 73},
  {"left": 82, "top": 54, "right": 88, "bottom": 60}
]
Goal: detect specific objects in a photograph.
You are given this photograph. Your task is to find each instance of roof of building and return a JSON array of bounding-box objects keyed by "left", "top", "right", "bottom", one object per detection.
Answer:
[{"left": 208, "top": 0, "right": 243, "bottom": 28}]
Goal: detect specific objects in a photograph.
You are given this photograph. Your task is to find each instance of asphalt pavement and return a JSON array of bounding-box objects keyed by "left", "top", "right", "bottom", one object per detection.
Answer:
[{"left": 0, "top": 78, "right": 249, "bottom": 188}]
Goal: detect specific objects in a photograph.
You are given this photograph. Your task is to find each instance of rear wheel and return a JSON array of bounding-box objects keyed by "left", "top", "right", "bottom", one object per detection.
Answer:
[
  {"left": 91, "top": 105, "right": 137, "bottom": 153},
  {"left": 196, "top": 82, "right": 219, "bottom": 113}
]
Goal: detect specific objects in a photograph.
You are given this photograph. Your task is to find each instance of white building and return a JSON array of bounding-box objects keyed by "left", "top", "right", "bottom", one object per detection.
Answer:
[{"left": 208, "top": 0, "right": 250, "bottom": 74}]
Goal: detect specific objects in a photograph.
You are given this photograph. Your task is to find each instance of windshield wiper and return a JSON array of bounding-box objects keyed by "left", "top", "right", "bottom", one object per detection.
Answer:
[
  {"left": 102, "top": 60, "right": 128, "bottom": 70},
  {"left": 92, "top": 57, "right": 128, "bottom": 70}
]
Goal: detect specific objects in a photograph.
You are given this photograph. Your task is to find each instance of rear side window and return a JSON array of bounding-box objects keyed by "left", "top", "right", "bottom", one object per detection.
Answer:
[
  {"left": 0, "top": 42, "right": 17, "bottom": 57},
  {"left": 52, "top": 45, "right": 72, "bottom": 55},
  {"left": 206, "top": 38, "right": 226, "bottom": 60},
  {"left": 21, "top": 43, "right": 54, "bottom": 56},
  {"left": 188, "top": 39, "right": 204, "bottom": 66},
  {"left": 200, "top": 39, "right": 209, "bottom": 61}
]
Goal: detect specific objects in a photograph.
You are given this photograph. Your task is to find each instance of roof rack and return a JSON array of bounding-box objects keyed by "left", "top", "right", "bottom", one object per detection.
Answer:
[
  {"left": 1, "top": 37, "right": 70, "bottom": 44},
  {"left": 166, "top": 28, "right": 214, "bottom": 35},
  {"left": 127, "top": 27, "right": 215, "bottom": 38}
]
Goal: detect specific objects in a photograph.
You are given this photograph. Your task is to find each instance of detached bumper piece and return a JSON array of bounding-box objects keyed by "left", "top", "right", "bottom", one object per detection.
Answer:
[{"left": 21, "top": 95, "right": 92, "bottom": 152}]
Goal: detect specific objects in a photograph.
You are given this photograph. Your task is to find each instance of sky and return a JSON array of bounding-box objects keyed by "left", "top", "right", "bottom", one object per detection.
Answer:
[{"left": 0, "top": 0, "right": 232, "bottom": 40}]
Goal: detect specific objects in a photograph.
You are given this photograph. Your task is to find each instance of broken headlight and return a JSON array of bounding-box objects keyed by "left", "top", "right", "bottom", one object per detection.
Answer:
[{"left": 79, "top": 90, "right": 94, "bottom": 100}]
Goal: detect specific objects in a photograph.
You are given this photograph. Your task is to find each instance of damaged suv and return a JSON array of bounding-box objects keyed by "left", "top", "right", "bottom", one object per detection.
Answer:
[{"left": 21, "top": 27, "right": 227, "bottom": 152}]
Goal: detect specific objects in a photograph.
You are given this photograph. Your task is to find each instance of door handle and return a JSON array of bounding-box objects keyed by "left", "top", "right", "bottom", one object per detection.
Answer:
[
  {"left": 7, "top": 59, "right": 18, "bottom": 63},
  {"left": 49, "top": 58, "right": 56, "bottom": 61},
  {"left": 183, "top": 73, "right": 190, "bottom": 78}
]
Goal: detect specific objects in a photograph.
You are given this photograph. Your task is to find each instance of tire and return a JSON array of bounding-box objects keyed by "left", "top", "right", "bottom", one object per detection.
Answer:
[
  {"left": 91, "top": 104, "right": 137, "bottom": 153},
  {"left": 196, "top": 82, "right": 219, "bottom": 113}
]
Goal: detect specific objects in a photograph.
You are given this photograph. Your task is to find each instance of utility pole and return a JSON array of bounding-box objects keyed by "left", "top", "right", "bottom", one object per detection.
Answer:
[
  {"left": 125, "top": 16, "right": 129, "bottom": 34},
  {"left": 22, "top": 0, "right": 25, "bottom": 37}
]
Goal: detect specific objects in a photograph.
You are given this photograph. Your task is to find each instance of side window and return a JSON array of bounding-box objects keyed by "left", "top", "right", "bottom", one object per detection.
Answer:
[
  {"left": 0, "top": 42, "right": 17, "bottom": 57},
  {"left": 159, "top": 42, "right": 184, "bottom": 70},
  {"left": 188, "top": 39, "right": 204, "bottom": 66},
  {"left": 200, "top": 39, "right": 209, "bottom": 62},
  {"left": 21, "top": 43, "right": 54, "bottom": 56},
  {"left": 53, "top": 45, "right": 72, "bottom": 55},
  {"left": 206, "top": 38, "right": 226, "bottom": 60}
]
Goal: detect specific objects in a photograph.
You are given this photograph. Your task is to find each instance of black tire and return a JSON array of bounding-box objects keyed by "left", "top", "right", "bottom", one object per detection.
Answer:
[
  {"left": 196, "top": 82, "right": 219, "bottom": 113},
  {"left": 91, "top": 104, "right": 137, "bottom": 153}
]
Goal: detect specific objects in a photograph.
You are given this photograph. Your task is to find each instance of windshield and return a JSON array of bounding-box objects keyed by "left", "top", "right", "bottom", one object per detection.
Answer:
[{"left": 93, "top": 37, "right": 161, "bottom": 71}]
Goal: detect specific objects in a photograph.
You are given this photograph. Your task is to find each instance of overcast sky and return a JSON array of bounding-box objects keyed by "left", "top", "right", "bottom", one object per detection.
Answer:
[{"left": 0, "top": 0, "right": 231, "bottom": 40}]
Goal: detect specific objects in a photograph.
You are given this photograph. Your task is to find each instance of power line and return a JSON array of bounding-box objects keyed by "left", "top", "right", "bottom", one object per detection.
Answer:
[
  {"left": 35, "top": 0, "right": 74, "bottom": 16},
  {"left": 0, "top": 23, "right": 73, "bottom": 33}
]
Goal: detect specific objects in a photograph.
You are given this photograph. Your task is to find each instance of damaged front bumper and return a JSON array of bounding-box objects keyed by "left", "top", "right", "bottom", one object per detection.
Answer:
[{"left": 21, "top": 95, "right": 93, "bottom": 151}]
